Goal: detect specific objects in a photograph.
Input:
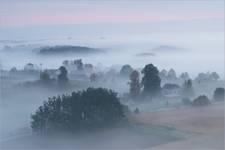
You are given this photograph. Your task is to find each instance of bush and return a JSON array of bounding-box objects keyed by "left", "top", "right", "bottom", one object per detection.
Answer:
[
  {"left": 182, "top": 97, "right": 192, "bottom": 105},
  {"left": 213, "top": 87, "right": 224, "bottom": 101},
  {"left": 31, "top": 88, "right": 125, "bottom": 133},
  {"left": 192, "top": 95, "right": 211, "bottom": 106},
  {"left": 134, "top": 108, "right": 140, "bottom": 114}
]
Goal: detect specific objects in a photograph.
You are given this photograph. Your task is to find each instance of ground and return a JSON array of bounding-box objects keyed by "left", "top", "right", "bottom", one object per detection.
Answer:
[{"left": 134, "top": 102, "right": 224, "bottom": 150}]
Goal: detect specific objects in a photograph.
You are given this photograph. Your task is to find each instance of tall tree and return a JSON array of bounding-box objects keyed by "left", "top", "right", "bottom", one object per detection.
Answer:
[
  {"left": 181, "top": 79, "right": 195, "bottom": 98},
  {"left": 141, "top": 64, "right": 161, "bottom": 98},
  {"left": 129, "top": 70, "right": 141, "bottom": 98},
  {"left": 180, "top": 72, "right": 190, "bottom": 81},
  {"left": 57, "top": 66, "right": 69, "bottom": 85}
]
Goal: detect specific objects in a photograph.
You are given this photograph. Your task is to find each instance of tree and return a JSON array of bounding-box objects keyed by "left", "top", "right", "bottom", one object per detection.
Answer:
[
  {"left": 40, "top": 71, "right": 52, "bottom": 84},
  {"left": 90, "top": 73, "right": 97, "bottom": 82},
  {"left": 167, "top": 68, "right": 177, "bottom": 79},
  {"left": 180, "top": 72, "right": 190, "bottom": 81},
  {"left": 141, "top": 64, "right": 161, "bottom": 98},
  {"left": 120, "top": 64, "right": 133, "bottom": 77},
  {"left": 31, "top": 88, "right": 125, "bottom": 133},
  {"left": 129, "top": 70, "right": 141, "bottom": 98},
  {"left": 74, "top": 59, "right": 83, "bottom": 71},
  {"left": 210, "top": 72, "right": 220, "bottom": 81},
  {"left": 159, "top": 69, "right": 167, "bottom": 79},
  {"left": 10, "top": 67, "right": 17, "bottom": 73},
  {"left": 57, "top": 66, "right": 68, "bottom": 85},
  {"left": 181, "top": 79, "right": 195, "bottom": 98},
  {"left": 213, "top": 87, "right": 224, "bottom": 101},
  {"left": 192, "top": 95, "right": 210, "bottom": 106},
  {"left": 182, "top": 97, "right": 191, "bottom": 105},
  {"left": 195, "top": 73, "right": 209, "bottom": 83}
]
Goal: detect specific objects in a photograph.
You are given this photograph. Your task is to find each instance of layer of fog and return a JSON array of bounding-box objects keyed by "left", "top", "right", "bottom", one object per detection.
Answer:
[{"left": 0, "top": 34, "right": 224, "bottom": 78}]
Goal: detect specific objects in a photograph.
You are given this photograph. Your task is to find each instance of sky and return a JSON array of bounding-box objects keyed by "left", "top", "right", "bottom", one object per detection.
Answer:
[
  {"left": 0, "top": 0, "right": 224, "bottom": 77},
  {"left": 0, "top": 0, "right": 224, "bottom": 27}
]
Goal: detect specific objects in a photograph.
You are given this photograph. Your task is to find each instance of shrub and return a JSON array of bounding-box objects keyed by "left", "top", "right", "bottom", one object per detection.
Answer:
[
  {"left": 192, "top": 95, "right": 211, "bottom": 106},
  {"left": 213, "top": 87, "right": 224, "bottom": 101},
  {"left": 182, "top": 97, "right": 192, "bottom": 105},
  {"left": 31, "top": 88, "right": 125, "bottom": 133},
  {"left": 134, "top": 108, "right": 140, "bottom": 114}
]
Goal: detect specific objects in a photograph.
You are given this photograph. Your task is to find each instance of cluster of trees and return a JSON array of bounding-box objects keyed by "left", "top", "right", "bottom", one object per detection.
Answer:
[
  {"left": 195, "top": 72, "right": 220, "bottom": 83},
  {"left": 159, "top": 69, "right": 190, "bottom": 81},
  {"left": 30, "top": 61, "right": 224, "bottom": 135},
  {"left": 39, "top": 66, "right": 69, "bottom": 87},
  {"left": 63, "top": 59, "right": 94, "bottom": 73},
  {"left": 127, "top": 64, "right": 161, "bottom": 100},
  {"left": 182, "top": 87, "right": 224, "bottom": 106},
  {"left": 31, "top": 88, "right": 125, "bottom": 133}
]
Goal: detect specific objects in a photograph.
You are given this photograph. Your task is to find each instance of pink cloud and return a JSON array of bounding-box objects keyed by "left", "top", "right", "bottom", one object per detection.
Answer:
[{"left": 1, "top": 11, "right": 224, "bottom": 27}]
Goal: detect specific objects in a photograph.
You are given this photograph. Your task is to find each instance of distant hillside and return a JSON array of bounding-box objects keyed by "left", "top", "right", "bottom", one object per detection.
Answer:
[
  {"left": 38, "top": 45, "right": 103, "bottom": 55},
  {"left": 135, "top": 52, "right": 155, "bottom": 57},
  {"left": 152, "top": 45, "right": 184, "bottom": 52}
]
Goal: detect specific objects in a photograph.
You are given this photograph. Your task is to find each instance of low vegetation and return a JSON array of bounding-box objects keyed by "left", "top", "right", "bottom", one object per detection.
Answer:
[
  {"left": 192, "top": 95, "right": 211, "bottom": 106},
  {"left": 213, "top": 87, "right": 224, "bottom": 101}
]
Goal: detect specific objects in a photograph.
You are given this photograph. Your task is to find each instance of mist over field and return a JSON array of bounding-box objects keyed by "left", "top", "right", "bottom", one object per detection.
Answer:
[{"left": 0, "top": 0, "right": 224, "bottom": 149}]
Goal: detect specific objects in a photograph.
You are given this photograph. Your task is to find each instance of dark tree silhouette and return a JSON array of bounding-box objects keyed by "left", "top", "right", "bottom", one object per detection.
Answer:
[
  {"left": 180, "top": 72, "right": 190, "bottom": 81},
  {"left": 182, "top": 97, "right": 192, "bottom": 105},
  {"left": 74, "top": 59, "right": 83, "bottom": 70},
  {"left": 213, "top": 87, "right": 224, "bottom": 101},
  {"left": 31, "top": 88, "right": 125, "bottom": 133},
  {"left": 40, "top": 71, "right": 51, "bottom": 82},
  {"left": 129, "top": 70, "right": 141, "bottom": 98},
  {"left": 192, "top": 95, "right": 210, "bottom": 106},
  {"left": 10, "top": 67, "right": 17, "bottom": 73},
  {"left": 167, "top": 68, "right": 177, "bottom": 79},
  {"left": 90, "top": 73, "right": 97, "bottom": 82},
  {"left": 57, "top": 66, "right": 68, "bottom": 85},
  {"left": 181, "top": 79, "right": 195, "bottom": 98},
  {"left": 141, "top": 64, "right": 161, "bottom": 98},
  {"left": 120, "top": 64, "right": 133, "bottom": 77},
  {"left": 210, "top": 72, "right": 220, "bottom": 81}
]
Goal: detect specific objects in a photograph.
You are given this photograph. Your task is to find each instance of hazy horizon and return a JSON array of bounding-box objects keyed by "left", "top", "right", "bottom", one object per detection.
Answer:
[{"left": 0, "top": 0, "right": 224, "bottom": 77}]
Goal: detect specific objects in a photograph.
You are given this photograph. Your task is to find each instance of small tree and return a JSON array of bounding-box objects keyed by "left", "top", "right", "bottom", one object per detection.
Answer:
[
  {"left": 180, "top": 72, "right": 190, "bottom": 81},
  {"left": 141, "top": 64, "right": 161, "bottom": 98},
  {"left": 40, "top": 71, "right": 50, "bottom": 81},
  {"left": 210, "top": 72, "right": 220, "bottom": 81},
  {"left": 74, "top": 59, "right": 83, "bottom": 71},
  {"left": 57, "top": 66, "right": 69, "bottom": 85},
  {"left": 167, "top": 68, "right": 177, "bottom": 79},
  {"left": 129, "top": 70, "right": 141, "bottom": 98},
  {"left": 120, "top": 64, "right": 133, "bottom": 77},
  {"left": 213, "top": 87, "right": 224, "bottom": 101},
  {"left": 10, "top": 67, "right": 17, "bottom": 73},
  {"left": 182, "top": 97, "right": 192, "bottom": 105},
  {"left": 39, "top": 71, "right": 54, "bottom": 86},
  {"left": 181, "top": 79, "right": 195, "bottom": 98},
  {"left": 90, "top": 73, "right": 97, "bottom": 82}
]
